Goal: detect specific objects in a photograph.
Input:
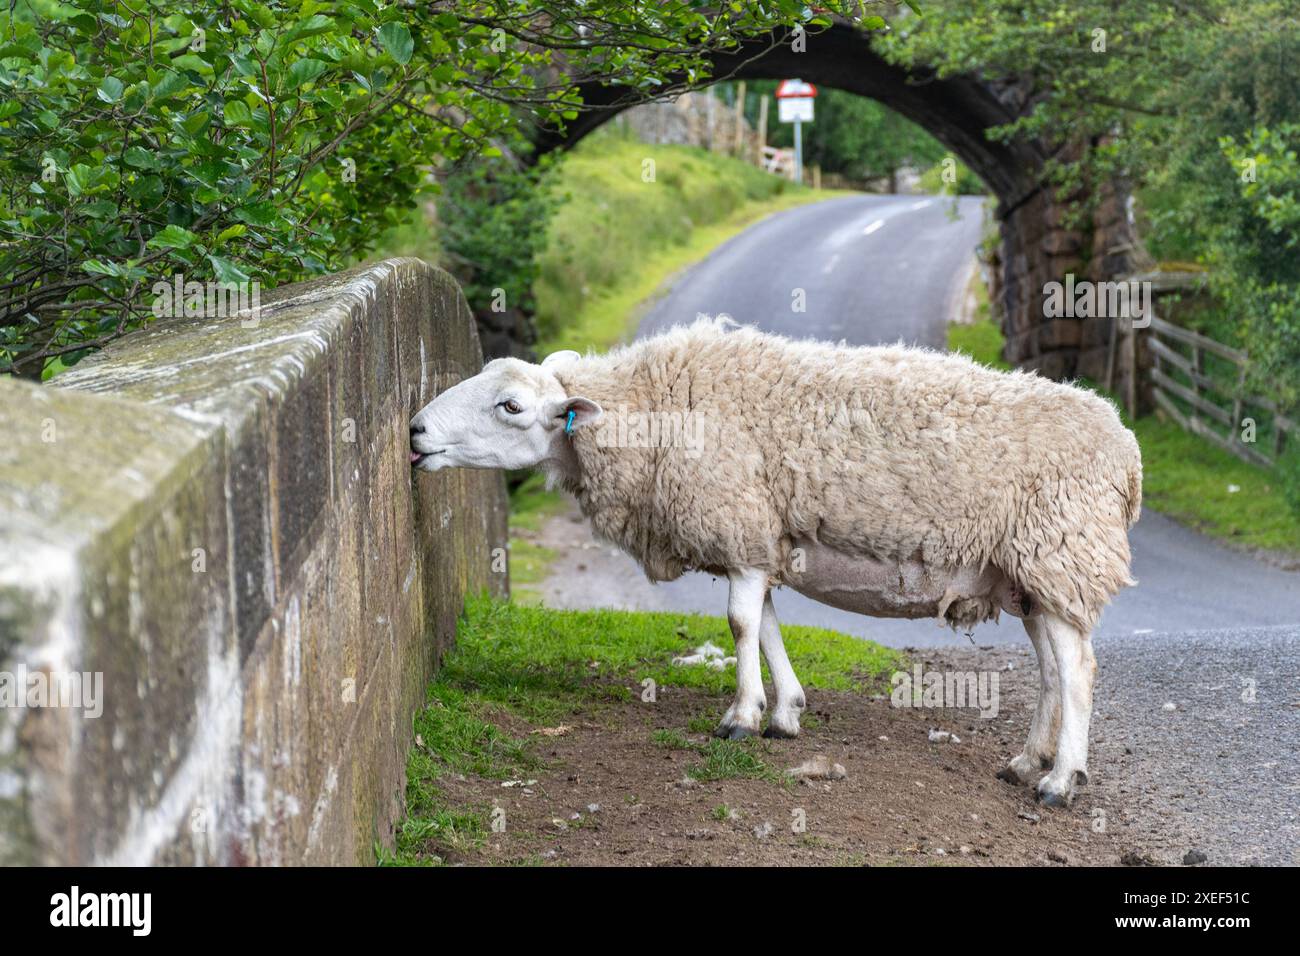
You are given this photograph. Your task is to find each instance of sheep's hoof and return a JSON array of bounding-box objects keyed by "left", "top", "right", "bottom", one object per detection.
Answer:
[
  {"left": 1035, "top": 778, "right": 1076, "bottom": 809},
  {"left": 996, "top": 765, "right": 1026, "bottom": 786},
  {"left": 762, "top": 724, "right": 799, "bottom": 740},
  {"left": 715, "top": 723, "right": 758, "bottom": 741},
  {"left": 997, "top": 754, "right": 1042, "bottom": 786}
]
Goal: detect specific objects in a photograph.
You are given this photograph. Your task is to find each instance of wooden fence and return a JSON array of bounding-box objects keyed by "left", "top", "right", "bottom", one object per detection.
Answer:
[{"left": 1147, "top": 313, "right": 1296, "bottom": 468}]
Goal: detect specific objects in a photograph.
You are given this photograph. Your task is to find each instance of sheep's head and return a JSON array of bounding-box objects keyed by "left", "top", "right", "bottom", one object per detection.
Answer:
[{"left": 409, "top": 350, "right": 602, "bottom": 472}]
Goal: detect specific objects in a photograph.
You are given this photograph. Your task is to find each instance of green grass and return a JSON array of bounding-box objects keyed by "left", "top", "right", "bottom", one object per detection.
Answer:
[
  {"left": 1128, "top": 412, "right": 1300, "bottom": 551},
  {"left": 387, "top": 594, "right": 902, "bottom": 864},
  {"left": 534, "top": 127, "right": 853, "bottom": 355},
  {"left": 442, "top": 597, "right": 903, "bottom": 716},
  {"left": 649, "top": 728, "right": 786, "bottom": 786},
  {"left": 948, "top": 318, "right": 1011, "bottom": 371},
  {"left": 505, "top": 473, "right": 567, "bottom": 605},
  {"left": 687, "top": 739, "right": 783, "bottom": 785},
  {"left": 946, "top": 317, "right": 1300, "bottom": 554}
]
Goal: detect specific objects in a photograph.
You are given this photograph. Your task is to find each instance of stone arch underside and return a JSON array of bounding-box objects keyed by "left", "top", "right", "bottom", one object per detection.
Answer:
[{"left": 535, "top": 24, "right": 1139, "bottom": 389}]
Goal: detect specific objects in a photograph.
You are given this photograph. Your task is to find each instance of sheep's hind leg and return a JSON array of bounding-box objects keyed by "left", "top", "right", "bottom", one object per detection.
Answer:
[
  {"left": 759, "top": 593, "right": 805, "bottom": 738},
  {"left": 998, "top": 615, "right": 1060, "bottom": 786},
  {"left": 715, "top": 568, "right": 768, "bottom": 741},
  {"left": 1035, "top": 612, "right": 1096, "bottom": 808}
]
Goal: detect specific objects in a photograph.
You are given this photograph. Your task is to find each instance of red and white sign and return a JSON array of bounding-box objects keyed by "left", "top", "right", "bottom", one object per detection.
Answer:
[
  {"left": 775, "top": 78, "right": 818, "bottom": 99},
  {"left": 776, "top": 78, "right": 816, "bottom": 123}
]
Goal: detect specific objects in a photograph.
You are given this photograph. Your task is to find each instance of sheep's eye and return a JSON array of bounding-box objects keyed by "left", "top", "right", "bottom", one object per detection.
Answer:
[{"left": 500, "top": 400, "right": 522, "bottom": 415}]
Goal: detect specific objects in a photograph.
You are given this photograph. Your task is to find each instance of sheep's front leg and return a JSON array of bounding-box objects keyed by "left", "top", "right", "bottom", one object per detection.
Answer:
[
  {"left": 759, "top": 593, "right": 805, "bottom": 738},
  {"left": 1036, "top": 612, "right": 1097, "bottom": 808},
  {"left": 715, "top": 568, "right": 768, "bottom": 740}
]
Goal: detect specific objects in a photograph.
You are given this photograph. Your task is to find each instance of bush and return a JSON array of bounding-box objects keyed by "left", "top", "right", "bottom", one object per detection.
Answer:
[
  {"left": 436, "top": 158, "right": 558, "bottom": 319},
  {"left": 0, "top": 0, "right": 855, "bottom": 377},
  {"left": 918, "top": 157, "right": 985, "bottom": 196},
  {"left": 0, "top": 2, "right": 455, "bottom": 376}
]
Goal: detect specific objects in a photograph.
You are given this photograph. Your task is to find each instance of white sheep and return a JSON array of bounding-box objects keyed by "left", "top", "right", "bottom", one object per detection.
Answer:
[{"left": 410, "top": 318, "right": 1142, "bottom": 808}]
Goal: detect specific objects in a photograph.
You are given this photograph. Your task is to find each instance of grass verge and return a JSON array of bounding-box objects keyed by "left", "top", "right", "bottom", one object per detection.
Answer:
[
  {"left": 946, "top": 315, "right": 1300, "bottom": 554},
  {"left": 382, "top": 595, "right": 903, "bottom": 865},
  {"left": 535, "top": 128, "right": 854, "bottom": 355},
  {"left": 503, "top": 472, "right": 566, "bottom": 605}
]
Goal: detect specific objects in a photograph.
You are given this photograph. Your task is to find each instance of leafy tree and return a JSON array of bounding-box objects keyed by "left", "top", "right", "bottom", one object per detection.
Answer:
[
  {"left": 881, "top": 0, "right": 1300, "bottom": 508},
  {"left": 0, "top": 0, "right": 875, "bottom": 377}
]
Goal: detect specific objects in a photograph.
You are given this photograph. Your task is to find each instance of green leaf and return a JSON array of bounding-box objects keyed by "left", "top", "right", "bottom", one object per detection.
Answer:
[
  {"left": 229, "top": 53, "right": 259, "bottom": 78},
  {"left": 65, "top": 164, "right": 91, "bottom": 196},
  {"left": 287, "top": 58, "right": 328, "bottom": 88},
  {"left": 285, "top": 15, "right": 335, "bottom": 43},
  {"left": 233, "top": 202, "right": 277, "bottom": 226},
  {"left": 208, "top": 254, "right": 253, "bottom": 284},
  {"left": 223, "top": 100, "right": 253, "bottom": 126},
  {"left": 0, "top": 42, "right": 38, "bottom": 61},
  {"left": 82, "top": 259, "right": 125, "bottom": 277},
  {"left": 96, "top": 76, "right": 124, "bottom": 102},
  {"left": 123, "top": 146, "right": 159, "bottom": 170},
  {"left": 172, "top": 53, "right": 211, "bottom": 74},
  {"left": 146, "top": 224, "right": 199, "bottom": 251},
  {"left": 81, "top": 200, "right": 117, "bottom": 219},
  {"left": 377, "top": 22, "right": 414, "bottom": 65},
  {"left": 149, "top": 70, "right": 190, "bottom": 100}
]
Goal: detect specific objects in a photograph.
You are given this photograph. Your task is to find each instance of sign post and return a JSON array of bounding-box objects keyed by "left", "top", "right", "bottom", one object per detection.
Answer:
[{"left": 775, "top": 79, "right": 816, "bottom": 185}]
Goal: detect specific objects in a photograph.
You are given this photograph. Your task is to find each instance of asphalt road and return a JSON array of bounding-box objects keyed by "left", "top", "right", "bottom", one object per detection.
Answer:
[
  {"left": 638, "top": 193, "right": 982, "bottom": 348},
  {"left": 541, "top": 192, "right": 1300, "bottom": 862}
]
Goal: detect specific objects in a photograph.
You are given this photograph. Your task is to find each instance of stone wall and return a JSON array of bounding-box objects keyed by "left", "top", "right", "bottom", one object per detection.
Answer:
[
  {"left": 617, "top": 90, "right": 763, "bottom": 160},
  {"left": 0, "top": 258, "right": 508, "bottom": 865},
  {"left": 996, "top": 163, "right": 1143, "bottom": 401}
]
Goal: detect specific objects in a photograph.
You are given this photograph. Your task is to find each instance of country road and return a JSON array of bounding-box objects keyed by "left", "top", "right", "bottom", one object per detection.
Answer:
[{"left": 537, "top": 192, "right": 1300, "bottom": 864}]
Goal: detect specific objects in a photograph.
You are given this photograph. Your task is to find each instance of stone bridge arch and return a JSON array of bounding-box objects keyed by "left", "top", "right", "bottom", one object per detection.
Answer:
[{"left": 535, "top": 23, "right": 1138, "bottom": 388}]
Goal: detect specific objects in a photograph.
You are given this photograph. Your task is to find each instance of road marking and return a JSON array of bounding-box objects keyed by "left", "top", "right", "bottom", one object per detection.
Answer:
[
  {"left": 910, "top": 200, "right": 932, "bottom": 210},
  {"left": 822, "top": 253, "right": 840, "bottom": 275},
  {"left": 863, "top": 219, "right": 885, "bottom": 236}
]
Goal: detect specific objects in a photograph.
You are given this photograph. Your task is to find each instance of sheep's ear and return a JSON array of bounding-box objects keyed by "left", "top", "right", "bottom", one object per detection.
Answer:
[
  {"left": 547, "top": 396, "right": 602, "bottom": 431},
  {"left": 541, "top": 350, "right": 581, "bottom": 369}
]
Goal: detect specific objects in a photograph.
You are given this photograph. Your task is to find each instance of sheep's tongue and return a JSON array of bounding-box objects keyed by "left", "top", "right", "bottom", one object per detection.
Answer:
[{"left": 409, "top": 451, "right": 422, "bottom": 463}]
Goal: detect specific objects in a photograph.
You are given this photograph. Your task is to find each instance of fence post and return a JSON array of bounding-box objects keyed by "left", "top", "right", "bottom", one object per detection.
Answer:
[{"left": 733, "top": 81, "right": 746, "bottom": 157}]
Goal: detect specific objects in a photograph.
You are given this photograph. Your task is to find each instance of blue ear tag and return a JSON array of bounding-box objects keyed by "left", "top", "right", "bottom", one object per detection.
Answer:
[{"left": 565, "top": 409, "right": 576, "bottom": 435}]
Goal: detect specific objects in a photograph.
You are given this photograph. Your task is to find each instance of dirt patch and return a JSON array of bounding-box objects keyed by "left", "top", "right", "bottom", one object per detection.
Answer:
[{"left": 420, "top": 645, "right": 1159, "bottom": 866}]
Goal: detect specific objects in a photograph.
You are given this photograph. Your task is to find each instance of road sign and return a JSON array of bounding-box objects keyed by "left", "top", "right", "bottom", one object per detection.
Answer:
[
  {"left": 775, "top": 79, "right": 817, "bottom": 99},
  {"left": 778, "top": 98, "right": 813, "bottom": 123},
  {"left": 773, "top": 79, "right": 816, "bottom": 184}
]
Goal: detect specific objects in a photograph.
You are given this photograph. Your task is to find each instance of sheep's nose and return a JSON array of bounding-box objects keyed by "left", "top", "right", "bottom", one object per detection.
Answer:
[{"left": 410, "top": 423, "right": 425, "bottom": 437}]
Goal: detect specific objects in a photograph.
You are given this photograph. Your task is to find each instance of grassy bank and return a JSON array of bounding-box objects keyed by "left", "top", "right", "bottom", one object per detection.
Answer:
[
  {"left": 382, "top": 595, "right": 903, "bottom": 865},
  {"left": 534, "top": 128, "right": 850, "bottom": 355},
  {"left": 947, "top": 316, "right": 1300, "bottom": 554}
]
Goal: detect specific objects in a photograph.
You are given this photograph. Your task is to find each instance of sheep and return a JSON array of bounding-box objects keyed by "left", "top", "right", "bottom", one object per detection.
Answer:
[{"left": 409, "top": 318, "right": 1143, "bottom": 808}]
